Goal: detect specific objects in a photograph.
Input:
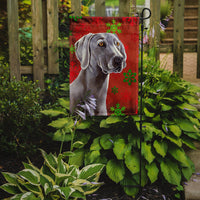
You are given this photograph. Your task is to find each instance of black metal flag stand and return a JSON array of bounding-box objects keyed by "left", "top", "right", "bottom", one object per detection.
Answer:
[{"left": 139, "top": 7, "right": 151, "bottom": 191}]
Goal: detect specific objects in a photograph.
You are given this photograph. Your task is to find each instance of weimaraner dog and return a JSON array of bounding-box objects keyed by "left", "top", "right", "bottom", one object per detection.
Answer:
[{"left": 70, "top": 33, "right": 127, "bottom": 116}]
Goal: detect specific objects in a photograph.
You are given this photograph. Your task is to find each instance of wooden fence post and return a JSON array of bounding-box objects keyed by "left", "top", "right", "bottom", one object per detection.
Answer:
[
  {"left": 95, "top": 0, "right": 105, "bottom": 16},
  {"left": 197, "top": 0, "right": 200, "bottom": 78},
  {"left": 47, "top": 0, "right": 59, "bottom": 74},
  {"left": 7, "top": 0, "right": 21, "bottom": 81},
  {"left": 71, "top": 0, "right": 81, "bottom": 16},
  {"left": 119, "top": 0, "right": 130, "bottom": 17},
  {"left": 173, "top": 0, "right": 185, "bottom": 77},
  {"left": 32, "top": 0, "right": 45, "bottom": 89},
  {"left": 149, "top": 0, "right": 160, "bottom": 61}
]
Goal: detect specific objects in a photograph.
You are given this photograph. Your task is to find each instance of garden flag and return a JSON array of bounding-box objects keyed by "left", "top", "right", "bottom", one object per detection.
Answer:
[{"left": 70, "top": 17, "right": 139, "bottom": 117}]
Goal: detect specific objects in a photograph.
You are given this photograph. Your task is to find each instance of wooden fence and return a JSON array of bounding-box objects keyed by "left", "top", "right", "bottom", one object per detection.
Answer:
[{"left": 7, "top": 0, "right": 200, "bottom": 89}]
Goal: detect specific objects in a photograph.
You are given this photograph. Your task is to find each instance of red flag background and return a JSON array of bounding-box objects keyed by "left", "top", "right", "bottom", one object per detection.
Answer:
[{"left": 70, "top": 17, "right": 139, "bottom": 116}]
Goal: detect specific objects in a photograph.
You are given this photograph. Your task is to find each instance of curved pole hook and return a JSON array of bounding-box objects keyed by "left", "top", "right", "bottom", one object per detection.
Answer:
[{"left": 141, "top": 8, "right": 151, "bottom": 20}]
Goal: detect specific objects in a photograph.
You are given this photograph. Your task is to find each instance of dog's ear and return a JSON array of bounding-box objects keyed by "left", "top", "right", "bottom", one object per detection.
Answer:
[{"left": 75, "top": 33, "right": 94, "bottom": 70}]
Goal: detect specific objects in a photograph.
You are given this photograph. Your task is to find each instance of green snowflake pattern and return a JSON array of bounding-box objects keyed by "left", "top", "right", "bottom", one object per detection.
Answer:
[
  {"left": 70, "top": 44, "right": 75, "bottom": 54},
  {"left": 106, "top": 19, "right": 122, "bottom": 34},
  {"left": 111, "top": 86, "right": 118, "bottom": 94},
  {"left": 69, "top": 16, "right": 82, "bottom": 22},
  {"left": 110, "top": 103, "right": 126, "bottom": 116},
  {"left": 123, "top": 69, "right": 137, "bottom": 86}
]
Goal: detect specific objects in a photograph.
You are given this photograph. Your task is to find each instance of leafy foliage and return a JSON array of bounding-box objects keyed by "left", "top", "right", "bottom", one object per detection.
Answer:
[
  {"left": 0, "top": 150, "right": 104, "bottom": 199},
  {"left": 0, "top": 64, "right": 42, "bottom": 155},
  {"left": 62, "top": 52, "right": 200, "bottom": 198}
]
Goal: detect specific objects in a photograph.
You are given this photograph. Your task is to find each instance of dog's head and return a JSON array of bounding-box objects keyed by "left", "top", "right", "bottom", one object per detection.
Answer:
[{"left": 75, "top": 33, "right": 127, "bottom": 74}]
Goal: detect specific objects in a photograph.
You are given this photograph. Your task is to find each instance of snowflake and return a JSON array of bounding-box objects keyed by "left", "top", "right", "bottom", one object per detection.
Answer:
[
  {"left": 70, "top": 44, "right": 75, "bottom": 54},
  {"left": 110, "top": 103, "right": 126, "bottom": 116},
  {"left": 123, "top": 69, "right": 137, "bottom": 86},
  {"left": 69, "top": 16, "right": 82, "bottom": 22},
  {"left": 106, "top": 19, "right": 122, "bottom": 34},
  {"left": 111, "top": 86, "right": 118, "bottom": 94}
]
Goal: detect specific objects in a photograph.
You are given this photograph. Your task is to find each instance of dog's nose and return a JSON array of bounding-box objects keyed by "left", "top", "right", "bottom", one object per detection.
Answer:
[{"left": 113, "top": 56, "right": 123, "bottom": 68}]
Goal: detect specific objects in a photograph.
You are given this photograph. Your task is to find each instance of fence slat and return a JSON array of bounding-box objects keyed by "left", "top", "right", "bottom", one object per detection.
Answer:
[
  {"left": 95, "top": 0, "right": 105, "bottom": 16},
  {"left": 47, "top": 0, "right": 59, "bottom": 74},
  {"left": 197, "top": 0, "right": 200, "bottom": 78},
  {"left": 7, "top": 0, "right": 21, "bottom": 80},
  {"left": 119, "top": 0, "right": 130, "bottom": 17},
  {"left": 71, "top": 0, "right": 81, "bottom": 16},
  {"left": 32, "top": 0, "right": 45, "bottom": 89},
  {"left": 149, "top": 0, "right": 160, "bottom": 61},
  {"left": 173, "top": 0, "right": 185, "bottom": 77}
]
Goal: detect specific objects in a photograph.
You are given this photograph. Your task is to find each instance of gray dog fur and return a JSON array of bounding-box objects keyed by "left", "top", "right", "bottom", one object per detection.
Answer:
[{"left": 70, "top": 33, "right": 127, "bottom": 116}]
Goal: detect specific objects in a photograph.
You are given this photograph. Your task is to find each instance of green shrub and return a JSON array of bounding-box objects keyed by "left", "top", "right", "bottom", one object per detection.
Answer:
[
  {"left": 0, "top": 149, "right": 104, "bottom": 199},
  {"left": 40, "top": 50, "right": 200, "bottom": 198},
  {"left": 0, "top": 64, "right": 42, "bottom": 155}
]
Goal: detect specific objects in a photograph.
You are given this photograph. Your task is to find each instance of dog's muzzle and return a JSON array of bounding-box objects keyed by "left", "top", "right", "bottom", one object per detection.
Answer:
[{"left": 113, "top": 56, "right": 123, "bottom": 72}]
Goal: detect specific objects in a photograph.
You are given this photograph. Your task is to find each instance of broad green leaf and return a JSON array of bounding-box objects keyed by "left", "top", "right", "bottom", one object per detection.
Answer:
[
  {"left": 100, "top": 134, "right": 113, "bottom": 150},
  {"left": 69, "top": 149, "right": 85, "bottom": 167},
  {"left": 2, "top": 172, "right": 18, "bottom": 185},
  {"left": 125, "top": 151, "right": 140, "bottom": 174},
  {"left": 57, "top": 187, "right": 75, "bottom": 199},
  {"left": 160, "top": 103, "right": 172, "bottom": 111},
  {"left": 167, "top": 82, "right": 185, "bottom": 93},
  {"left": 79, "top": 164, "right": 104, "bottom": 181},
  {"left": 106, "top": 116, "right": 123, "bottom": 124},
  {"left": 40, "top": 150, "right": 57, "bottom": 173},
  {"left": 40, "top": 109, "right": 66, "bottom": 117},
  {"left": 20, "top": 192, "right": 37, "bottom": 200},
  {"left": 165, "top": 135, "right": 182, "bottom": 147},
  {"left": 168, "top": 125, "right": 182, "bottom": 137},
  {"left": 85, "top": 150, "right": 101, "bottom": 164},
  {"left": 62, "top": 151, "right": 75, "bottom": 157},
  {"left": 153, "top": 140, "right": 168, "bottom": 157},
  {"left": 23, "top": 183, "right": 41, "bottom": 195},
  {"left": 55, "top": 173, "right": 71, "bottom": 185},
  {"left": 23, "top": 159, "right": 40, "bottom": 173},
  {"left": 144, "top": 107, "right": 155, "bottom": 118},
  {"left": 77, "top": 120, "right": 92, "bottom": 129},
  {"left": 142, "top": 143, "right": 155, "bottom": 164},
  {"left": 40, "top": 174, "right": 53, "bottom": 195},
  {"left": 182, "top": 136, "right": 196, "bottom": 150},
  {"left": 113, "top": 138, "right": 127, "bottom": 160},
  {"left": 49, "top": 118, "right": 74, "bottom": 129},
  {"left": 175, "top": 119, "right": 199, "bottom": 133},
  {"left": 10, "top": 193, "right": 23, "bottom": 200},
  {"left": 177, "top": 103, "right": 197, "bottom": 111},
  {"left": 184, "top": 132, "right": 200, "bottom": 140},
  {"left": 90, "top": 137, "right": 101, "bottom": 151},
  {"left": 18, "top": 169, "right": 40, "bottom": 185},
  {"left": 106, "top": 160, "right": 125, "bottom": 183},
  {"left": 182, "top": 158, "right": 195, "bottom": 180},
  {"left": 100, "top": 119, "right": 109, "bottom": 128},
  {"left": 169, "top": 147, "right": 190, "bottom": 167},
  {"left": 0, "top": 183, "right": 20, "bottom": 194},
  {"left": 57, "top": 154, "right": 66, "bottom": 174},
  {"left": 58, "top": 98, "right": 70, "bottom": 109},
  {"left": 184, "top": 95, "right": 200, "bottom": 105},
  {"left": 53, "top": 130, "right": 71, "bottom": 141},
  {"left": 160, "top": 159, "right": 181, "bottom": 185},
  {"left": 120, "top": 177, "right": 139, "bottom": 197},
  {"left": 145, "top": 162, "right": 159, "bottom": 183},
  {"left": 73, "top": 141, "right": 84, "bottom": 149}
]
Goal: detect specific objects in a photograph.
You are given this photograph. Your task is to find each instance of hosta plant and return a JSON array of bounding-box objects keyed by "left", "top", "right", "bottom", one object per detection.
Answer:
[{"left": 0, "top": 149, "right": 104, "bottom": 199}]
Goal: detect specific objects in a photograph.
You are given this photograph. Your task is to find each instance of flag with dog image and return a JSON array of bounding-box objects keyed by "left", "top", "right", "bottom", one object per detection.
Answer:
[{"left": 70, "top": 17, "right": 139, "bottom": 118}]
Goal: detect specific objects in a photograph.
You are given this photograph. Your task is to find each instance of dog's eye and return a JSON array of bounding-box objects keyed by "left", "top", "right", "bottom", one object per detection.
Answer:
[
  {"left": 98, "top": 41, "right": 106, "bottom": 47},
  {"left": 116, "top": 41, "right": 120, "bottom": 46}
]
